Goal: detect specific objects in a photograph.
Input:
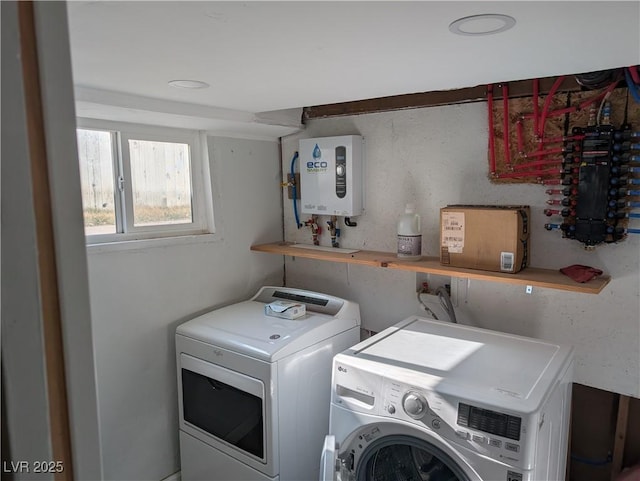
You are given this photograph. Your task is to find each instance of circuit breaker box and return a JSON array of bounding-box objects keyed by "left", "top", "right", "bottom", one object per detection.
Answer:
[{"left": 299, "top": 135, "right": 364, "bottom": 216}]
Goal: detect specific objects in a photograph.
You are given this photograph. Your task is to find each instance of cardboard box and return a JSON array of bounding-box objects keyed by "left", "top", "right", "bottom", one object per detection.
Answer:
[{"left": 440, "top": 205, "right": 530, "bottom": 273}]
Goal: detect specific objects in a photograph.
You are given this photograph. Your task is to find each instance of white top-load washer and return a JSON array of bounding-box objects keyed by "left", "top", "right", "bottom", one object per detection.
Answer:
[
  {"left": 321, "top": 316, "right": 573, "bottom": 481},
  {"left": 176, "top": 286, "right": 360, "bottom": 481}
]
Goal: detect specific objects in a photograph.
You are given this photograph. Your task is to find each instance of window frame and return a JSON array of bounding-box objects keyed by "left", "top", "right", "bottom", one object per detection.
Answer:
[{"left": 76, "top": 119, "right": 212, "bottom": 244}]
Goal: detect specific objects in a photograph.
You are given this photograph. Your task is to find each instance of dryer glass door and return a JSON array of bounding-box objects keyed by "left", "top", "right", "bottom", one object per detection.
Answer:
[{"left": 180, "top": 354, "right": 265, "bottom": 461}]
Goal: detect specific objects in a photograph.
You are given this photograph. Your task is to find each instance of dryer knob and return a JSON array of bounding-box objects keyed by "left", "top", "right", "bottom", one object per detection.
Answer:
[{"left": 402, "top": 392, "right": 428, "bottom": 419}]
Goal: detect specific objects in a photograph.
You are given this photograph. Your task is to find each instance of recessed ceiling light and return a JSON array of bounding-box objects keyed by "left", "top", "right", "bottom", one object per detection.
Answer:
[
  {"left": 168, "top": 80, "right": 210, "bottom": 89},
  {"left": 449, "top": 14, "right": 516, "bottom": 36}
]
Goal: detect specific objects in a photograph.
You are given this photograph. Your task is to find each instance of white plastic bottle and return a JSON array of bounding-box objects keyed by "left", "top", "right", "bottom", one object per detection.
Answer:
[{"left": 397, "top": 203, "right": 422, "bottom": 261}]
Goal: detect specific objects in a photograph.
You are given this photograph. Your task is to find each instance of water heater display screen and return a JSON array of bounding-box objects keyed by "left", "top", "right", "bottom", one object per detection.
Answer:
[{"left": 457, "top": 403, "right": 521, "bottom": 441}]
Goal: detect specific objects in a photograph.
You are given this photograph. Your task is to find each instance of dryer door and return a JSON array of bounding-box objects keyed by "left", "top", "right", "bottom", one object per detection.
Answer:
[{"left": 179, "top": 353, "right": 267, "bottom": 464}]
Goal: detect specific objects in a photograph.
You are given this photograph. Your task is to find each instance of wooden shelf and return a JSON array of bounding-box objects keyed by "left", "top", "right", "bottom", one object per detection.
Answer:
[{"left": 250, "top": 242, "right": 611, "bottom": 294}]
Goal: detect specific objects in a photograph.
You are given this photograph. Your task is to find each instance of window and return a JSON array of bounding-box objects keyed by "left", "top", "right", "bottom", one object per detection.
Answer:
[{"left": 76, "top": 120, "right": 212, "bottom": 243}]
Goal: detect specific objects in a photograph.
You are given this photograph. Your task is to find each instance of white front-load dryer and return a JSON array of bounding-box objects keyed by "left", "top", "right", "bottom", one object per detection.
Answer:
[{"left": 321, "top": 316, "right": 574, "bottom": 481}]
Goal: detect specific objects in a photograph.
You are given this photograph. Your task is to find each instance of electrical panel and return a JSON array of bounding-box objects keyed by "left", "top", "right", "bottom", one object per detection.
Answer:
[{"left": 299, "top": 135, "right": 364, "bottom": 216}]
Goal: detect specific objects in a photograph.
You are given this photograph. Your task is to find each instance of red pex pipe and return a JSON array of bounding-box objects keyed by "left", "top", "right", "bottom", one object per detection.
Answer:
[
  {"left": 579, "top": 85, "right": 614, "bottom": 109},
  {"left": 523, "top": 81, "right": 617, "bottom": 122},
  {"left": 495, "top": 168, "right": 561, "bottom": 179},
  {"left": 533, "top": 79, "right": 539, "bottom": 138},
  {"left": 538, "top": 76, "right": 566, "bottom": 139},
  {"left": 513, "top": 159, "right": 562, "bottom": 170},
  {"left": 524, "top": 147, "right": 564, "bottom": 158},
  {"left": 629, "top": 65, "right": 640, "bottom": 84},
  {"left": 542, "top": 135, "right": 585, "bottom": 144},
  {"left": 516, "top": 118, "right": 525, "bottom": 153},
  {"left": 542, "top": 105, "right": 575, "bottom": 118},
  {"left": 530, "top": 81, "right": 618, "bottom": 120},
  {"left": 487, "top": 84, "right": 496, "bottom": 174},
  {"left": 503, "top": 84, "right": 511, "bottom": 167},
  {"left": 552, "top": 84, "right": 616, "bottom": 118}
]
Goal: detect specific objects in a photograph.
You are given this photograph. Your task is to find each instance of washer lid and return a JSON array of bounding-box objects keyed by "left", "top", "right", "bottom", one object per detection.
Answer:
[
  {"left": 177, "top": 292, "right": 359, "bottom": 362},
  {"left": 347, "top": 316, "right": 573, "bottom": 412}
]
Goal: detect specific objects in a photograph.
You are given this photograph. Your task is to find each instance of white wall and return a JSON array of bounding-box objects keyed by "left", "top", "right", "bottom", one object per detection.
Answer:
[
  {"left": 281, "top": 103, "right": 640, "bottom": 398},
  {"left": 86, "top": 136, "right": 283, "bottom": 480}
]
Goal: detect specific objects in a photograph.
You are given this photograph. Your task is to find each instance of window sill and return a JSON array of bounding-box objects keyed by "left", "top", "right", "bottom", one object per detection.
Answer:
[{"left": 86, "top": 232, "right": 221, "bottom": 255}]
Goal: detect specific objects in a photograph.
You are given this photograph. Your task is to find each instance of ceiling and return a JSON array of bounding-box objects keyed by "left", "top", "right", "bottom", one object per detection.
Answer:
[{"left": 67, "top": 1, "right": 640, "bottom": 139}]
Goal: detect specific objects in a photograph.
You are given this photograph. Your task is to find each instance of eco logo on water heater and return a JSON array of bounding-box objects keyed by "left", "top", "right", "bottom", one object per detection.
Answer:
[{"left": 306, "top": 143, "right": 328, "bottom": 172}]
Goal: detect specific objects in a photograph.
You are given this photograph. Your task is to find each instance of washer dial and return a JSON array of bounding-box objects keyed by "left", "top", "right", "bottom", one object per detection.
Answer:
[{"left": 402, "top": 391, "right": 428, "bottom": 419}]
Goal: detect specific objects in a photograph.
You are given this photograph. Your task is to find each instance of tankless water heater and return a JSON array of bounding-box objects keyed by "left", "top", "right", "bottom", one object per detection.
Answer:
[{"left": 299, "top": 135, "right": 364, "bottom": 216}]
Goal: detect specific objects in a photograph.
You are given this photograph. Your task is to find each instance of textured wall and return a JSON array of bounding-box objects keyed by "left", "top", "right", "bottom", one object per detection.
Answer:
[
  {"left": 281, "top": 103, "right": 640, "bottom": 398},
  {"left": 87, "top": 137, "right": 283, "bottom": 480}
]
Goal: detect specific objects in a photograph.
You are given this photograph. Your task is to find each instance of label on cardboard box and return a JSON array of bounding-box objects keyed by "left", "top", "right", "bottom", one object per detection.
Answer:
[
  {"left": 441, "top": 212, "right": 465, "bottom": 253},
  {"left": 501, "top": 252, "right": 515, "bottom": 272}
]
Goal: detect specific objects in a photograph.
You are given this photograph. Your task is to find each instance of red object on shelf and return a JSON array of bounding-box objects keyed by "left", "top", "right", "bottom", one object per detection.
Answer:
[{"left": 560, "top": 264, "right": 603, "bottom": 283}]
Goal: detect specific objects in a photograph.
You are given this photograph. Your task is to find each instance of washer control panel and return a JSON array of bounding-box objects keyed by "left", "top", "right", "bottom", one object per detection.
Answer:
[
  {"left": 382, "top": 379, "right": 457, "bottom": 436},
  {"left": 381, "top": 378, "right": 531, "bottom": 468},
  {"left": 457, "top": 402, "right": 522, "bottom": 441}
]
